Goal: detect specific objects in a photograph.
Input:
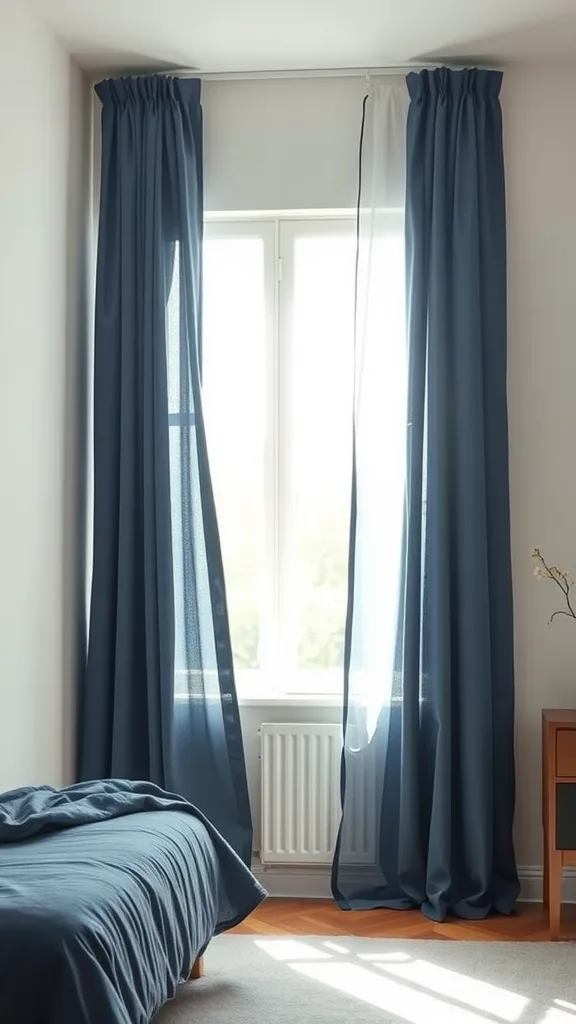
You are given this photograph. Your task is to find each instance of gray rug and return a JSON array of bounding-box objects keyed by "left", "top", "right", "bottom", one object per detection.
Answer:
[{"left": 154, "top": 934, "right": 576, "bottom": 1023}]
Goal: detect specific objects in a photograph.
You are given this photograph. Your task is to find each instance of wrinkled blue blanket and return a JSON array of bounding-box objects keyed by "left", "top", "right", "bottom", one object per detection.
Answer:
[{"left": 0, "top": 779, "right": 266, "bottom": 1023}]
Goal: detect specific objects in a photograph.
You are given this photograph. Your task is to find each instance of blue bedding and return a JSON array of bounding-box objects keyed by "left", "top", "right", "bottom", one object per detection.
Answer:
[{"left": 0, "top": 779, "right": 266, "bottom": 1023}]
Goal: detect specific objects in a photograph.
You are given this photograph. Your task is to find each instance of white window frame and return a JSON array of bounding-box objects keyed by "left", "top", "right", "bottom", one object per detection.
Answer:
[{"left": 204, "top": 213, "right": 356, "bottom": 702}]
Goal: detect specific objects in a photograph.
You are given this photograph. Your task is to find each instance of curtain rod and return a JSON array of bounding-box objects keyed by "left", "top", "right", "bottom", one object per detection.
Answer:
[
  {"left": 89, "top": 63, "right": 501, "bottom": 86},
  {"left": 167, "top": 63, "right": 497, "bottom": 82}
]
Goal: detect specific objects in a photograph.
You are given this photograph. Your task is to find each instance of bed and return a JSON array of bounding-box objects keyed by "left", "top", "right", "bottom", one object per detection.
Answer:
[{"left": 0, "top": 779, "right": 266, "bottom": 1023}]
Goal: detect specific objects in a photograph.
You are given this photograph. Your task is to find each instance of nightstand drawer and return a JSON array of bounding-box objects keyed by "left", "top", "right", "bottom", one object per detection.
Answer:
[{"left": 556, "top": 730, "right": 576, "bottom": 777}]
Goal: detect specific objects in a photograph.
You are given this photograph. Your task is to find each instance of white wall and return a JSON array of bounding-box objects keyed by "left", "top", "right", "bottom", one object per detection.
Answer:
[
  {"left": 0, "top": 2, "right": 90, "bottom": 789},
  {"left": 203, "top": 75, "right": 404, "bottom": 212},
  {"left": 504, "top": 65, "right": 576, "bottom": 870}
]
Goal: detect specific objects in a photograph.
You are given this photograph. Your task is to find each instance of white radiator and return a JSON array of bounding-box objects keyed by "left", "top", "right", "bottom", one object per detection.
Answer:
[
  {"left": 260, "top": 722, "right": 377, "bottom": 866},
  {"left": 260, "top": 723, "right": 341, "bottom": 865}
]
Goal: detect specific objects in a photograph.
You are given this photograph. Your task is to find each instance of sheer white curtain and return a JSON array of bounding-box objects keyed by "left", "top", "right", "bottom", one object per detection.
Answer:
[{"left": 345, "top": 81, "right": 409, "bottom": 751}]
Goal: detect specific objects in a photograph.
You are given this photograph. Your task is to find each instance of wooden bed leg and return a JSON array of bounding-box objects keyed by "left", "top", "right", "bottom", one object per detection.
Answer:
[{"left": 189, "top": 956, "right": 204, "bottom": 981}]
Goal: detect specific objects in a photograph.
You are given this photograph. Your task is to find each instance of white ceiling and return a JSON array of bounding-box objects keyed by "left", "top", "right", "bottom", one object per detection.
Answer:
[{"left": 30, "top": 0, "right": 576, "bottom": 72}]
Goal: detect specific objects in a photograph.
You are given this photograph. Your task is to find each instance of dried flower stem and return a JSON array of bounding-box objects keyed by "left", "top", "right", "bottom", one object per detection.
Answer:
[{"left": 531, "top": 547, "right": 576, "bottom": 625}]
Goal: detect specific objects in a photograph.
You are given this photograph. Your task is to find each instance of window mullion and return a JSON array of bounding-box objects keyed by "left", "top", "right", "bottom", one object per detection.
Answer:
[
  {"left": 277, "top": 220, "right": 298, "bottom": 688},
  {"left": 259, "top": 220, "right": 280, "bottom": 686},
  {"left": 271, "top": 218, "right": 282, "bottom": 685}
]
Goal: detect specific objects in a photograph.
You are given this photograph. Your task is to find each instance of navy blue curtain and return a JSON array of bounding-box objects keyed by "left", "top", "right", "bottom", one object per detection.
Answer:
[
  {"left": 78, "top": 76, "right": 252, "bottom": 864},
  {"left": 332, "top": 68, "right": 519, "bottom": 919}
]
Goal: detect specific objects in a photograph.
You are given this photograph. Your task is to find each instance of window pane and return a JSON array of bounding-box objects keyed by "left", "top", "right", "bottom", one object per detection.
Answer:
[
  {"left": 202, "top": 235, "right": 267, "bottom": 669},
  {"left": 287, "top": 230, "right": 355, "bottom": 677}
]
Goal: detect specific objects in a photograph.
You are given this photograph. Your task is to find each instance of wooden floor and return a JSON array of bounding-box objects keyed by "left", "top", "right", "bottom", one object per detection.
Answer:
[{"left": 232, "top": 898, "right": 576, "bottom": 941}]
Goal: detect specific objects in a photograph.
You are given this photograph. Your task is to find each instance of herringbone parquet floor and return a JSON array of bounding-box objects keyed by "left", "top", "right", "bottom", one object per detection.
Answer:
[{"left": 232, "top": 898, "right": 576, "bottom": 941}]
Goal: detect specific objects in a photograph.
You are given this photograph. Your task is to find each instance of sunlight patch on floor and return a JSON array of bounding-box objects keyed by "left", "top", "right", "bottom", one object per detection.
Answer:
[
  {"left": 253, "top": 937, "right": 543, "bottom": 1024},
  {"left": 541, "top": 1010, "right": 576, "bottom": 1024},
  {"left": 323, "top": 941, "right": 350, "bottom": 954},
  {"left": 375, "top": 957, "right": 528, "bottom": 1021},
  {"left": 290, "top": 961, "right": 510, "bottom": 1024},
  {"left": 555, "top": 1001, "right": 576, "bottom": 1014}
]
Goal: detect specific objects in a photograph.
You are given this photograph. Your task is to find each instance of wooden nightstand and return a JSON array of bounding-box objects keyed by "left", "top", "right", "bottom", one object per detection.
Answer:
[{"left": 542, "top": 709, "right": 576, "bottom": 939}]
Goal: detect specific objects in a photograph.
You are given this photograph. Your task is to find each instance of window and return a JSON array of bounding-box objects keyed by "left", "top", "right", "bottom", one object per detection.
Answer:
[{"left": 202, "top": 217, "right": 356, "bottom": 696}]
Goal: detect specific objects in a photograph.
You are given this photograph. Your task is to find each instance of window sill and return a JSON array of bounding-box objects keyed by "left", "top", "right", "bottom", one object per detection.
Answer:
[{"left": 237, "top": 691, "right": 343, "bottom": 709}]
